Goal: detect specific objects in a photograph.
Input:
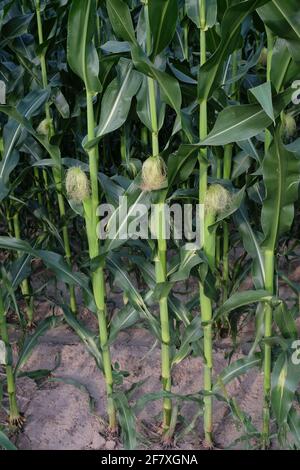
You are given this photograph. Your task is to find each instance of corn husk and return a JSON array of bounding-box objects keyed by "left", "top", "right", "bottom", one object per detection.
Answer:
[{"left": 66, "top": 167, "right": 90, "bottom": 202}]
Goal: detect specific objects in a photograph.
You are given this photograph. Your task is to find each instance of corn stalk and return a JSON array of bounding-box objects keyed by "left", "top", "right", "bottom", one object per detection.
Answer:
[
  {"left": 198, "top": 0, "right": 213, "bottom": 447},
  {"left": 144, "top": 1, "right": 172, "bottom": 437},
  {"left": 35, "top": 0, "right": 76, "bottom": 315}
]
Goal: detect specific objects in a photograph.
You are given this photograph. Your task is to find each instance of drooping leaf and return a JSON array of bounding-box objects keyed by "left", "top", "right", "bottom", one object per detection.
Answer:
[
  {"left": 198, "top": 0, "right": 269, "bottom": 100},
  {"left": 0, "top": 430, "right": 17, "bottom": 450},
  {"left": 271, "top": 351, "right": 300, "bottom": 428},
  {"left": 85, "top": 59, "right": 142, "bottom": 148},
  {"left": 261, "top": 131, "right": 300, "bottom": 251},
  {"left": 213, "top": 354, "right": 262, "bottom": 391},
  {"left": 181, "top": 88, "right": 292, "bottom": 148},
  {"left": 0, "top": 89, "right": 50, "bottom": 200},
  {"left": 0, "top": 103, "right": 61, "bottom": 169},
  {"left": 274, "top": 301, "right": 298, "bottom": 340},
  {"left": 215, "top": 290, "right": 272, "bottom": 320},
  {"left": 62, "top": 305, "right": 103, "bottom": 370},
  {"left": 148, "top": 0, "right": 178, "bottom": 57},
  {"left": 106, "top": 253, "right": 161, "bottom": 341},
  {"left": 258, "top": 0, "right": 300, "bottom": 61},
  {"left": 0, "top": 237, "right": 93, "bottom": 299},
  {"left": 106, "top": 0, "right": 137, "bottom": 44},
  {"left": 67, "top": 0, "right": 102, "bottom": 93},
  {"left": 250, "top": 82, "right": 274, "bottom": 122},
  {"left": 288, "top": 407, "right": 300, "bottom": 447},
  {"left": 172, "top": 316, "right": 203, "bottom": 366},
  {"left": 113, "top": 391, "right": 136, "bottom": 450},
  {"left": 14, "top": 316, "right": 62, "bottom": 375}
]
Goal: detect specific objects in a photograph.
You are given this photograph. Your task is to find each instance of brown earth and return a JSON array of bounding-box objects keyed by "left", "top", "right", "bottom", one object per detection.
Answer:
[{"left": 1, "top": 263, "right": 299, "bottom": 450}]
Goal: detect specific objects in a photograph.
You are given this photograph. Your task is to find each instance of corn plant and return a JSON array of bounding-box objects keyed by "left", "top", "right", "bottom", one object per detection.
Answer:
[{"left": 0, "top": 277, "right": 24, "bottom": 428}]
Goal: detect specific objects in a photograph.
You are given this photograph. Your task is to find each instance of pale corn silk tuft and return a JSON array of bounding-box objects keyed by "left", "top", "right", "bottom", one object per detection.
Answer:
[
  {"left": 141, "top": 156, "right": 167, "bottom": 191},
  {"left": 204, "top": 184, "right": 232, "bottom": 215},
  {"left": 66, "top": 167, "right": 90, "bottom": 202}
]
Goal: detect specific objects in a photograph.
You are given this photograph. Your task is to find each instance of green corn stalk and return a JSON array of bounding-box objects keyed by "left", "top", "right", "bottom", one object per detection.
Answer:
[
  {"left": 198, "top": 0, "right": 213, "bottom": 448},
  {"left": 83, "top": 91, "right": 117, "bottom": 431},
  {"left": 262, "top": 27, "right": 274, "bottom": 449},
  {"left": 222, "top": 50, "right": 238, "bottom": 301},
  {"left": 67, "top": 0, "right": 116, "bottom": 432},
  {"left": 34, "top": 0, "right": 51, "bottom": 217},
  {"left": 35, "top": 0, "right": 76, "bottom": 315},
  {"left": 12, "top": 212, "right": 34, "bottom": 326},
  {"left": 0, "top": 133, "right": 33, "bottom": 325},
  {"left": 144, "top": 1, "right": 172, "bottom": 438},
  {"left": 0, "top": 283, "right": 23, "bottom": 427}
]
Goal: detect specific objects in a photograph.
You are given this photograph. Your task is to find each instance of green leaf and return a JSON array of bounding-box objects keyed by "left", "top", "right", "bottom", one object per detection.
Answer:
[
  {"left": 274, "top": 301, "right": 298, "bottom": 340},
  {"left": 135, "top": 390, "right": 204, "bottom": 414},
  {"left": 106, "top": 0, "right": 183, "bottom": 118},
  {"left": 149, "top": 0, "right": 178, "bottom": 57},
  {"left": 196, "top": 89, "right": 291, "bottom": 146},
  {"left": 212, "top": 187, "right": 246, "bottom": 227},
  {"left": 0, "top": 13, "right": 34, "bottom": 47},
  {"left": 136, "top": 75, "right": 166, "bottom": 132},
  {"left": 250, "top": 82, "right": 274, "bottom": 122},
  {"left": 0, "top": 237, "right": 93, "bottom": 299},
  {"left": 109, "top": 303, "right": 140, "bottom": 343},
  {"left": 198, "top": 0, "right": 269, "bottom": 100},
  {"left": 271, "top": 351, "right": 300, "bottom": 428},
  {"left": 168, "top": 146, "right": 199, "bottom": 189},
  {"left": 234, "top": 205, "right": 265, "bottom": 288},
  {"left": 215, "top": 290, "right": 272, "bottom": 319},
  {"left": 170, "top": 250, "right": 202, "bottom": 283},
  {"left": 131, "top": 43, "right": 182, "bottom": 115},
  {"left": 106, "top": 0, "right": 137, "bottom": 44},
  {"left": 213, "top": 354, "right": 262, "bottom": 391},
  {"left": 0, "top": 104, "right": 61, "bottom": 168},
  {"left": 0, "top": 430, "right": 17, "bottom": 450},
  {"left": 261, "top": 131, "right": 300, "bottom": 251},
  {"left": 48, "top": 377, "right": 96, "bottom": 412},
  {"left": 113, "top": 391, "right": 136, "bottom": 450},
  {"left": 258, "top": 0, "right": 300, "bottom": 61},
  {"left": 185, "top": 0, "right": 217, "bottom": 28},
  {"left": 288, "top": 407, "right": 300, "bottom": 447},
  {"left": 62, "top": 305, "right": 103, "bottom": 370},
  {"left": 172, "top": 316, "right": 203, "bottom": 366},
  {"left": 85, "top": 59, "right": 142, "bottom": 148},
  {"left": 271, "top": 39, "right": 293, "bottom": 93},
  {"left": 103, "top": 177, "right": 151, "bottom": 252},
  {"left": 67, "top": 0, "right": 102, "bottom": 93},
  {"left": 14, "top": 316, "right": 62, "bottom": 375},
  {"left": 106, "top": 253, "right": 161, "bottom": 341},
  {"left": 0, "top": 89, "right": 50, "bottom": 200}
]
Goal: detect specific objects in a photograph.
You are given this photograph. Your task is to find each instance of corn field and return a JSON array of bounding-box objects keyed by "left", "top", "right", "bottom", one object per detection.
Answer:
[{"left": 0, "top": 0, "right": 300, "bottom": 452}]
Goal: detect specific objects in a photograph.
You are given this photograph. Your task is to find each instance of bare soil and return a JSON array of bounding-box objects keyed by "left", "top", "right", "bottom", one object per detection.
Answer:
[{"left": 2, "top": 263, "right": 299, "bottom": 450}]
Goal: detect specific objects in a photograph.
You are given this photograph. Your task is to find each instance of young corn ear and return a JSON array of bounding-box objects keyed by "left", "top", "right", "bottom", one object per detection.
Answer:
[
  {"left": 205, "top": 184, "right": 231, "bottom": 216},
  {"left": 66, "top": 167, "right": 90, "bottom": 202},
  {"left": 283, "top": 114, "right": 297, "bottom": 139},
  {"left": 141, "top": 156, "right": 167, "bottom": 192}
]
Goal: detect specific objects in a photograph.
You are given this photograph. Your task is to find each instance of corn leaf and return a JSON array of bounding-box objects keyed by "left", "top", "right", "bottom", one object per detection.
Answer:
[
  {"left": 258, "top": 0, "right": 300, "bottom": 61},
  {"left": 67, "top": 0, "right": 101, "bottom": 93},
  {"left": 148, "top": 0, "right": 178, "bottom": 57},
  {"left": 0, "top": 430, "right": 17, "bottom": 450},
  {"left": 261, "top": 131, "right": 300, "bottom": 251},
  {"left": 271, "top": 351, "right": 300, "bottom": 428}
]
